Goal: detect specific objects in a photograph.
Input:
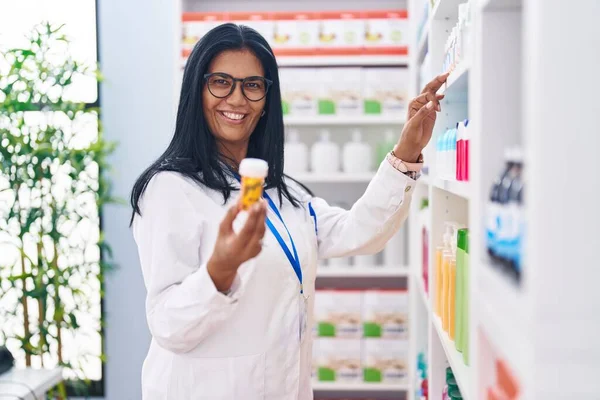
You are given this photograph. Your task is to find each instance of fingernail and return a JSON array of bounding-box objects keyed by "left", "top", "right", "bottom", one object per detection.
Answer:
[
  {"left": 253, "top": 203, "right": 261, "bottom": 212},
  {"left": 426, "top": 101, "right": 434, "bottom": 110}
]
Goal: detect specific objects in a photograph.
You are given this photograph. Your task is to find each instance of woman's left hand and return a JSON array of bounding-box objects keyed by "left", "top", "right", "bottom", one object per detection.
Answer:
[{"left": 394, "top": 73, "right": 450, "bottom": 162}]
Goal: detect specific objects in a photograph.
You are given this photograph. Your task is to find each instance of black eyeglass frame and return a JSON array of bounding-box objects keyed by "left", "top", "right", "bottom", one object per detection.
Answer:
[{"left": 203, "top": 72, "right": 273, "bottom": 102}]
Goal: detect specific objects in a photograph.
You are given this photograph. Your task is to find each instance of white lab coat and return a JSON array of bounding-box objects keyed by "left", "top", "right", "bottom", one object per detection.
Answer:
[{"left": 133, "top": 159, "right": 415, "bottom": 400}]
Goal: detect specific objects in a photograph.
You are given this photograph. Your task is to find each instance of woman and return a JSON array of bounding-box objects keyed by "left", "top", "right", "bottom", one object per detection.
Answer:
[{"left": 131, "top": 23, "right": 447, "bottom": 400}]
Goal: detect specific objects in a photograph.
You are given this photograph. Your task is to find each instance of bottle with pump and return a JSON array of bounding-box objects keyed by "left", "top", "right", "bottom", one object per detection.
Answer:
[
  {"left": 284, "top": 129, "right": 309, "bottom": 174},
  {"left": 311, "top": 130, "right": 340, "bottom": 174},
  {"left": 455, "top": 228, "right": 468, "bottom": 352},
  {"left": 439, "top": 223, "right": 453, "bottom": 329},
  {"left": 343, "top": 130, "right": 372, "bottom": 174},
  {"left": 448, "top": 226, "right": 458, "bottom": 340},
  {"left": 434, "top": 225, "right": 452, "bottom": 318}
]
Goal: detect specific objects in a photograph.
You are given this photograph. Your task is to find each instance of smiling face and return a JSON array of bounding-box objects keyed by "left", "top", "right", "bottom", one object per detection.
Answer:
[{"left": 203, "top": 49, "right": 267, "bottom": 158}]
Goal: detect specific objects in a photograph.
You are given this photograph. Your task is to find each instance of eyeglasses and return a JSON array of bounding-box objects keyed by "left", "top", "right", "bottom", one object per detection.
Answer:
[{"left": 204, "top": 72, "right": 273, "bottom": 102}]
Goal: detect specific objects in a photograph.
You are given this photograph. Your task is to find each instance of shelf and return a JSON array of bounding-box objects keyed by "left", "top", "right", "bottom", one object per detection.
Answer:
[
  {"left": 476, "top": 262, "right": 528, "bottom": 377},
  {"left": 318, "top": 267, "right": 409, "bottom": 278},
  {"left": 284, "top": 115, "right": 406, "bottom": 126},
  {"left": 481, "top": 0, "right": 522, "bottom": 11},
  {"left": 432, "top": 177, "right": 471, "bottom": 199},
  {"left": 431, "top": 0, "right": 465, "bottom": 21},
  {"left": 292, "top": 172, "right": 374, "bottom": 183},
  {"left": 432, "top": 316, "right": 471, "bottom": 400},
  {"left": 440, "top": 63, "right": 470, "bottom": 102},
  {"left": 312, "top": 382, "right": 410, "bottom": 392},
  {"left": 277, "top": 55, "right": 409, "bottom": 67}
]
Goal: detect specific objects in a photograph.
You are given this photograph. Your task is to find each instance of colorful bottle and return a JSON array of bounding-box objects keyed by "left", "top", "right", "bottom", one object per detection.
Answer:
[
  {"left": 449, "top": 126, "right": 457, "bottom": 181},
  {"left": 239, "top": 158, "right": 268, "bottom": 210},
  {"left": 463, "top": 119, "right": 470, "bottom": 181},
  {"left": 441, "top": 226, "right": 453, "bottom": 332},
  {"left": 455, "top": 229, "right": 468, "bottom": 352},
  {"left": 436, "top": 225, "right": 452, "bottom": 319},
  {"left": 462, "top": 229, "right": 470, "bottom": 365}
]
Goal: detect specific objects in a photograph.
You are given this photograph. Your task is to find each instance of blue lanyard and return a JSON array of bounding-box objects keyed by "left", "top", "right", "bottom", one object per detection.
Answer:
[{"left": 233, "top": 174, "right": 303, "bottom": 293}]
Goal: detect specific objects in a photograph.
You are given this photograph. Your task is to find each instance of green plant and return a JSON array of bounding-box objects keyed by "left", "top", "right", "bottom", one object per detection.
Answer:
[{"left": 0, "top": 22, "right": 118, "bottom": 397}]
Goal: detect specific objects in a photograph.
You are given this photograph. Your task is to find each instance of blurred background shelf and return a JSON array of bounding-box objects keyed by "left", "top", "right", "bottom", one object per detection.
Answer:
[
  {"left": 312, "top": 382, "right": 410, "bottom": 392},
  {"left": 277, "top": 55, "right": 410, "bottom": 67},
  {"left": 284, "top": 115, "right": 406, "bottom": 126},
  {"left": 317, "top": 267, "right": 409, "bottom": 278},
  {"left": 292, "top": 172, "right": 375, "bottom": 183}
]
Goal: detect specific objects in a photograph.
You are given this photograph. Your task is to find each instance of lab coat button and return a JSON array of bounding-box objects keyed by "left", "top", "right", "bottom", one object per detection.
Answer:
[{"left": 405, "top": 186, "right": 412, "bottom": 192}]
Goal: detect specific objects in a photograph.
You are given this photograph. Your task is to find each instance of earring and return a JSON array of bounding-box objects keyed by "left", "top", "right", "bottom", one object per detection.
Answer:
[{"left": 261, "top": 110, "right": 266, "bottom": 117}]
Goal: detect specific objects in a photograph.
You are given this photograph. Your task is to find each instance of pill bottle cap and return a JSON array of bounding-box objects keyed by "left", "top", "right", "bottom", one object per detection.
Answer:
[{"left": 239, "top": 158, "right": 269, "bottom": 178}]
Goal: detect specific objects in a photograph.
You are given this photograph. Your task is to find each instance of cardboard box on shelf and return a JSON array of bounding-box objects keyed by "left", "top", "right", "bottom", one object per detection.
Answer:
[
  {"left": 362, "top": 339, "right": 409, "bottom": 383},
  {"left": 314, "top": 290, "right": 362, "bottom": 338},
  {"left": 317, "top": 11, "right": 364, "bottom": 50},
  {"left": 317, "top": 68, "right": 363, "bottom": 116},
  {"left": 272, "top": 12, "right": 319, "bottom": 54},
  {"left": 314, "top": 338, "right": 362, "bottom": 383},
  {"left": 279, "top": 68, "right": 318, "bottom": 116},
  {"left": 229, "top": 12, "right": 275, "bottom": 47},
  {"left": 362, "top": 68, "right": 409, "bottom": 116},
  {"left": 362, "top": 289, "right": 409, "bottom": 339},
  {"left": 182, "top": 13, "right": 223, "bottom": 51},
  {"left": 363, "top": 10, "right": 409, "bottom": 52}
]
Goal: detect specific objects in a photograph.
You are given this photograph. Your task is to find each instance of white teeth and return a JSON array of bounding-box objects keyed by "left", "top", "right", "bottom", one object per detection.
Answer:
[{"left": 223, "top": 112, "right": 245, "bottom": 120}]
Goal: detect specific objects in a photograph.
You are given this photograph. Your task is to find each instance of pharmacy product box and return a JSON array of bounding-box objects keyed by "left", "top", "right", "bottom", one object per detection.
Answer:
[
  {"left": 317, "top": 68, "right": 363, "bottom": 115},
  {"left": 363, "top": 10, "right": 409, "bottom": 52},
  {"left": 362, "top": 289, "right": 408, "bottom": 339},
  {"left": 182, "top": 13, "right": 223, "bottom": 51},
  {"left": 362, "top": 339, "right": 409, "bottom": 383},
  {"left": 279, "top": 68, "right": 318, "bottom": 116},
  {"left": 272, "top": 12, "right": 319, "bottom": 54},
  {"left": 317, "top": 11, "right": 364, "bottom": 50},
  {"left": 363, "top": 68, "right": 409, "bottom": 116},
  {"left": 314, "top": 338, "right": 362, "bottom": 382},
  {"left": 314, "top": 290, "right": 362, "bottom": 338},
  {"left": 229, "top": 12, "right": 275, "bottom": 48}
]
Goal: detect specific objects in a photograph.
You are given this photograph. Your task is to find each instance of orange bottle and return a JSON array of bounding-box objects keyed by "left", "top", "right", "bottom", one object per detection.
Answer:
[
  {"left": 434, "top": 246, "right": 444, "bottom": 317},
  {"left": 448, "top": 257, "right": 457, "bottom": 339},
  {"left": 239, "top": 158, "right": 268, "bottom": 210}
]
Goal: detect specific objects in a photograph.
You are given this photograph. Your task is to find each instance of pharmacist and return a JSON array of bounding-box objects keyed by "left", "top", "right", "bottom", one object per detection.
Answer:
[{"left": 131, "top": 23, "right": 447, "bottom": 400}]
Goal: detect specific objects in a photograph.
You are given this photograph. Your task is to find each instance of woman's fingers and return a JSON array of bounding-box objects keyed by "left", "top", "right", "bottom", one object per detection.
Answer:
[
  {"left": 411, "top": 92, "right": 444, "bottom": 112},
  {"left": 421, "top": 72, "right": 450, "bottom": 95},
  {"left": 219, "top": 202, "right": 240, "bottom": 236}
]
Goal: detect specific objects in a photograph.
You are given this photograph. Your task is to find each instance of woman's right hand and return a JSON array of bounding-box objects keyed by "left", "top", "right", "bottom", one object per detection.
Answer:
[{"left": 207, "top": 200, "right": 268, "bottom": 292}]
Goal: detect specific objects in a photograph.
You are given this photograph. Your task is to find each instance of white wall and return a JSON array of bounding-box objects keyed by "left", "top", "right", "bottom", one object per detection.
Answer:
[{"left": 97, "top": 0, "right": 179, "bottom": 398}]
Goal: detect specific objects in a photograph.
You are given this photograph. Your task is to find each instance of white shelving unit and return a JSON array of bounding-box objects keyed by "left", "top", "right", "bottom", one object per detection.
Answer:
[
  {"left": 284, "top": 115, "right": 406, "bottom": 126},
  {"left": 277, "top": 54, "right": 409, "bottom": 67},
  {"left": 312, "top": 382, "right": 410, "bottom": 392},
  {"left": 408, "top": 0, "right": 600, "bottom": 399},
  {"left": 317, "top": 267, "right": 409, "bottom": 278}
]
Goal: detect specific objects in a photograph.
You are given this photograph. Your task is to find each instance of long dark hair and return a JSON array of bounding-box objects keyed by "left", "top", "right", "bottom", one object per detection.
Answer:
[{"left": 130, "top": 23, "right": 306, "bottom": 225}]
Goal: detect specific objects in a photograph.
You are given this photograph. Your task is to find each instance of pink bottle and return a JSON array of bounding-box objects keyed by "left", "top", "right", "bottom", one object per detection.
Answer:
[
  {"left": 463, "top": 119, "right": 470, "bottom": 181},
  {"left": 456, "top": 122, "right": 463, "bottom": 181}
]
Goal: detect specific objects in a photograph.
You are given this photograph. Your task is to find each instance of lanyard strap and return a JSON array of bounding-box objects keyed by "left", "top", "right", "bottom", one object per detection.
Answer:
[{"left": 233, "top": 174, "right": 302, "bottom": 292}]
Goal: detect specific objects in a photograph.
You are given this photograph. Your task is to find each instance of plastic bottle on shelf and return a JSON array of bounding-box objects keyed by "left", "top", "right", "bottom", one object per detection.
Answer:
[
  {"left": 284, "top": 129, "right": 309, "bottom": 174},
  {"left": 435, "top": 224, "right": 452, "bottom": 318},
  {"left": 463, "top": 119, "right": 470, "bottom": 181},
  {"left": 506, "top": 147, "right": 524, "bottom": 281},
  {"left": 462, "top": 229, "right": 470, "bottom": 365},
  {"left": 448, "top": 227, "right": 458, "bottom": 340},
  {"left": 456, "top": 121, "right": 466, "bottom": 181},
  {"left": 342, "top": 129, "right": 372, "bottom": 174},
  {"left": 436, "top": 133, "right": 444, "bottom": 180},
  {"left": 449, "top": 125, "right": 457, "bottom": 181},
  {"left": 486, "top": 148, "right": 513, "bottom": 263},
  {"left": 441, "top": 224, "right": 454, "bottom": 331},
  {"left": 496, "top": 147, "right": 520, "bottom": 271},
  {"left": 377, "top": 129, "right": 397, "bottom": 165},
  {"left": 311, "top": 129, "right": 340, "bottom": 174},
  {"left": 455, "top": 228, "right": 468, "bottom": 352},
  {"left": 444, "top": 128, "right": 452, "bottom": 180}
]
